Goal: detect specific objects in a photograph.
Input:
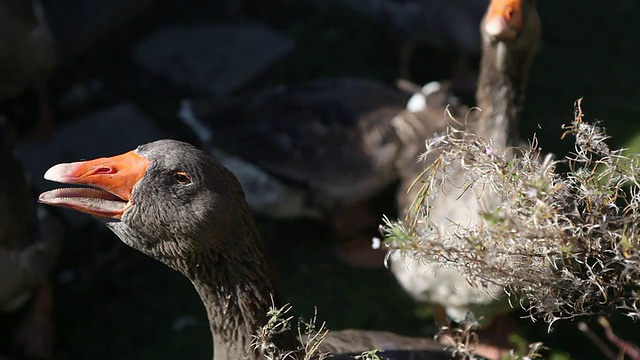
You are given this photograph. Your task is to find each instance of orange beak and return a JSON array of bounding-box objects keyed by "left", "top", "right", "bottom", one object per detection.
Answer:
[
  {"left": 39, "top": 150, "right": 150, "bottom": 219},
  {"left": 484, "top": 0, "right": 524, "bottom": 40}
]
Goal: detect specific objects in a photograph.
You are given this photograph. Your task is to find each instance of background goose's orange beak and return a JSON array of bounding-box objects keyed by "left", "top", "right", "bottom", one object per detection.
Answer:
[
  {"left": 39, "top": 150, "right": 150, "bottom": 219},
  {"left": 484, "top": 0, "right": 524, "bottom": 40}
]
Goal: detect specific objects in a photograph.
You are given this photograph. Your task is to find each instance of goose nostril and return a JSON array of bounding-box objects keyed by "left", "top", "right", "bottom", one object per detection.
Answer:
[
  {"left": 94, "top": 167, "right": 114, "bottom": 174},
  {"left": 506, "top": 7, "right": 515, "bottom": 20}
]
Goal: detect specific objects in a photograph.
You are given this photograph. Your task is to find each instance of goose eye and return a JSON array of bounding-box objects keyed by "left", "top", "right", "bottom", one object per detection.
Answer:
[{"left": 173, "top": 171, "right": 191, "bottom": 184}]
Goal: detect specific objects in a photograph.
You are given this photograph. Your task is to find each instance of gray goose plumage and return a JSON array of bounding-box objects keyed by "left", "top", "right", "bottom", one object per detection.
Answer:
[
  {"left": 39, "top": 139, "right": 466, "bottom": 360},
  {"left": 0, "top": 122, "right": 60, "bottom": 358},
  {"left": 178, "top": 77, "right": 412, "bottom": 221},
  {"left": 390, "top": 0, "right": 541, "bottom": 324}
]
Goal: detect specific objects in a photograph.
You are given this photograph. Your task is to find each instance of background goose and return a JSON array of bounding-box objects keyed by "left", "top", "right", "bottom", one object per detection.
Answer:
[
  {"left": 178, "top": 77, "right": 419, "bottom": 267},
  {"left": 391, "top": 80, "right": 468, "bottom": 215},
  {"left": 38, "top": 139, "right": 474, "bottom": 360},
  {"left": 178, "top": 77, "right": 411, "bottom": 221},
  {"left": 389, "top": 0, "right": 541, "bottom": 354},
  {"left": 0, "top": 121, "right": 60, "bottom": 359}
]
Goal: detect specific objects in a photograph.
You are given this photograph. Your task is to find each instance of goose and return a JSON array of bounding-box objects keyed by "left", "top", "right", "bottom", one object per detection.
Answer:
[
  {"left": 38, "top": 139, "right": 471, "bottom": 360},
  {"left": 178, "top": 77, "right": 411, "bottom": 221},
  {"left": 0, "top": 122, "right": 60, "bottom": 358},
  {"left": 178, "top": 77, "right": 416, "bottom": 267},
  {"left": 389, "top": 0, "right": 540, "bottom": 346}
]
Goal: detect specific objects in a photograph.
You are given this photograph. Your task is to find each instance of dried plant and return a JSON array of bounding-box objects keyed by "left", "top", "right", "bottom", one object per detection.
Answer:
[
  {"left": 433, "top": 317, "right": 545, "bottom": 360},
  {"left": 436, "top": 317, "right": 483, "bottom": 359},
  {"left": 295, "top": 308, "right": 330, "bottom": 360},
  {"left": 354, "top": 349, "right": 387, "bottom": 360},
  {"left": 251, "top": 299, "right": 330, "bottom": 360},
  {"left": 382, "top": 99, "right": 640, "bottom": 326}
]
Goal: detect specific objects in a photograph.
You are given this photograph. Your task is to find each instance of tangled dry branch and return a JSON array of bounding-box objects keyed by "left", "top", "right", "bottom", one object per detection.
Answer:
[{"left": 382, "top": 99, "right": 640, "bottom": 326}]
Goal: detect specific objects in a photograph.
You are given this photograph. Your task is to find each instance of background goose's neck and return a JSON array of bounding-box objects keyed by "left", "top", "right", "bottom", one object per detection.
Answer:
[{"left": 475, "top": 38, "right": 537, "bottom": 148}]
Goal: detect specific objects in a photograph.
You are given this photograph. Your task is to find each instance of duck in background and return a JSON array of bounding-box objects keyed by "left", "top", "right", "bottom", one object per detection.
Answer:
[
  {"left": 380, "top": 0, "right": 489, "bottom": 91},
  {"left": 389, "top": 0, "right": 541, "bottom": 358},
  {"left": 0, "top": 119, "right": 61, "bottom": 359},
  {"left": 0, "top": 0, "right": 56, "bottom": 139},
  {"left": 179, "top": 77, "right": 424, "bottom": 268}
]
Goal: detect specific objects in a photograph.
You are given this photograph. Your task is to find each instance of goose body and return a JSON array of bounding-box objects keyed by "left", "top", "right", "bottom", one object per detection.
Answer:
[
  {"left": 179, "top": 77, "right": 412, "bottom": 220},
  {"left": 39, "top": 139, "right": 463, "bottom": 359},
  {"left": 0, "top": 127, "right": 60, "bottom": 358},
  {"left": 390, "top": 0, "right": 541, "bottom": 324},
  {"left": 0, "top": 149, "right": 58, "bottom": 313}
]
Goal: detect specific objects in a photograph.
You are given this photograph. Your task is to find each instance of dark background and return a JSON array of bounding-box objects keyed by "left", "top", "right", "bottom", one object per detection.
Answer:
[{"left": 5, "top": 0, "right": 640, "bottom": 359}]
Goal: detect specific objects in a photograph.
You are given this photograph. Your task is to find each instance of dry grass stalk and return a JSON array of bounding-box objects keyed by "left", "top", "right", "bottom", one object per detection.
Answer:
[{"left": 251, "top": 298, "right": 330, "bottom": 360}]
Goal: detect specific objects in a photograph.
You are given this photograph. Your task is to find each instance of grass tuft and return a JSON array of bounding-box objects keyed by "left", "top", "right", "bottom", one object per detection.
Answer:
[{"left": 252, "top": 298, "right": 330, "bottom": 360}]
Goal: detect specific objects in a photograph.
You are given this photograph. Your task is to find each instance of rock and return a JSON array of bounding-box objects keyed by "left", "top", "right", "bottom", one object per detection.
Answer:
[
  {"left": 15, "top": 103, "right": 165, "bottom": 223},
  {"left": 134, "top": 23, "right": 294, "bottom": 96}
]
